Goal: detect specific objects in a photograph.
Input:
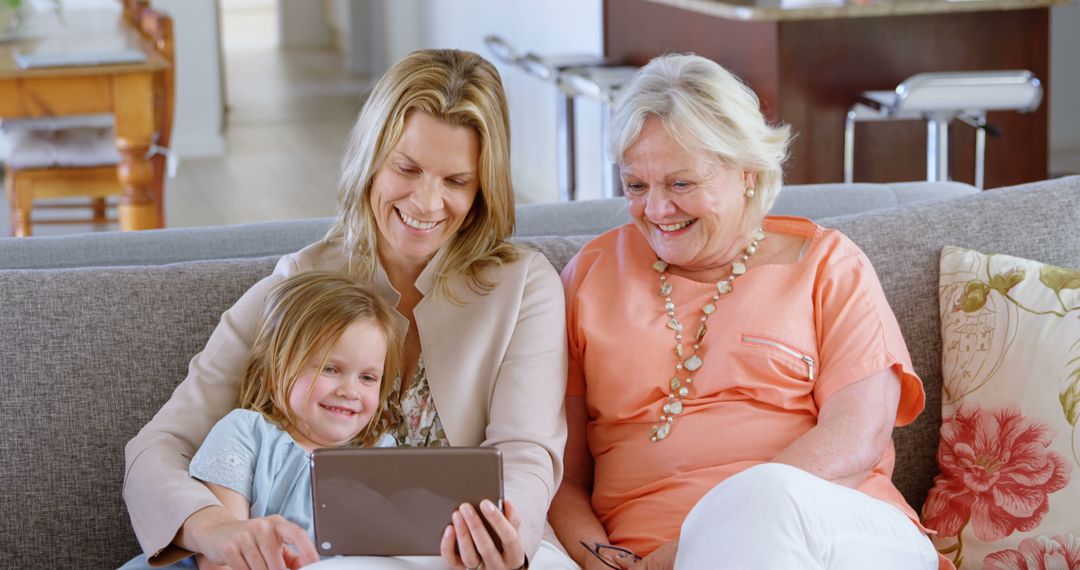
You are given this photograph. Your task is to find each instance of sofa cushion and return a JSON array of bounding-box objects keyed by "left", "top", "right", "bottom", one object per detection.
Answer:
[
  {"left": 0, "top": 256, "right": 279, "bottom": 568},
  {"left": 922, "top": 246, "right": 1079, "bottom": 569},
  {"left": 4, "top": 125, "right": 122, "bottom": 169},
  {"left": 818, "top": 175, "right": 1080, "bottom": 513}
]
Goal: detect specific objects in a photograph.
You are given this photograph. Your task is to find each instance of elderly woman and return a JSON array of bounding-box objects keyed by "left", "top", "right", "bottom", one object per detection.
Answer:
[
  {"left": 122, "top": 50, "right": 575, "bottom": 570},
  {"left": 549, "top": 54, "right": 944, "bottom": 570}
]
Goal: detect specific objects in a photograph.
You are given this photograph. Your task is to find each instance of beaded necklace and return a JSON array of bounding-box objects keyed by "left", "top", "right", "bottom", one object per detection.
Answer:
[{"left": 649, "top": 228, "right": 766, "bottom": 442}]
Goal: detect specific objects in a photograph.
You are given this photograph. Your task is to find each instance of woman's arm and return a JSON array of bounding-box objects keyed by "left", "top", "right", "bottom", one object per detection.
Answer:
[
  {"left": 481, "top": 254, "right": 570, "bottom": 555},
  {"left": 549, "top": 395, "right": 622, "bottom": 570},
  {"left": 772, "top": 367, "right": 901, "bottom": 488},
  {"left": 439, "top": 253, "right": 569, "bottom": 569}
]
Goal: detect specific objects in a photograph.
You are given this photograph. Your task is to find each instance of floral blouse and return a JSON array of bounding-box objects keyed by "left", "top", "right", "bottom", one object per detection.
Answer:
[{"left": 384, "top": 355, "right": 449, "bottom": 447}]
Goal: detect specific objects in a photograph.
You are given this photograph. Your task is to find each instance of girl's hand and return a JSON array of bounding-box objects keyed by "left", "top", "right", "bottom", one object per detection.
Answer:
[
  {"left": 195, "top": 553, "right": 230, "bottom": 570},
  {"left": 440, "top": 498, "right": 527, "bottom": 570},
  {"left": 187, "top": 508, "right": 319, "bottom": 570}
]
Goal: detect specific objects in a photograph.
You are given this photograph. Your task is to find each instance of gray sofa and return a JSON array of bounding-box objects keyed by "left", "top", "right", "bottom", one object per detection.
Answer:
[{"left": 1, "top": 178, "right": 1077, "bottom": 568}]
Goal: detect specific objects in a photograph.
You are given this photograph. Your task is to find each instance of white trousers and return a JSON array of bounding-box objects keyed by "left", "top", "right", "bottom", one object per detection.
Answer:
[{"left": 675, "top": 463, "right": 938, "bottom": 570}]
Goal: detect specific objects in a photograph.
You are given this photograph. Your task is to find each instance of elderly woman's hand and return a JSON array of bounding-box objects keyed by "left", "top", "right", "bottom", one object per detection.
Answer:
[
  {"left": 629, "top": 541, "right": 677, "bottom": 570},
  {"left": 440, "top": 498, "right": 527, "bottom": 570}
]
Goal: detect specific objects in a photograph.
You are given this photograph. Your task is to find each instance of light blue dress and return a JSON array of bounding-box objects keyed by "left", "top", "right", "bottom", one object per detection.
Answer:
[{"left": 118, "top": 409, "right": 395, "bottom": 569}]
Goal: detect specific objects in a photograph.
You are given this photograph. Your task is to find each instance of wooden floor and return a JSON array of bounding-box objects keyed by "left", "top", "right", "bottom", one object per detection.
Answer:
[{"left": 1, "top": 5, "right": 372, "bottom": 237}]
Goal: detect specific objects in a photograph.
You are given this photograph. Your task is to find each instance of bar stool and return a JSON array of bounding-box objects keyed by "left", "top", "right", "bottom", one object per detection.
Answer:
[
  {"left": 484, "top": 35, "right": 608, "bottom": 202},
  {"left": 843, "top": 70, "right": 1043, "bottom": 189},
  {"left": 559, "top": 65, "right": 641, "bottom": 198}
]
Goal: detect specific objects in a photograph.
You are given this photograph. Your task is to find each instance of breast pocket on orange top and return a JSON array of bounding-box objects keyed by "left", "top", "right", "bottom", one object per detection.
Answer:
[{"left": 735, "top": 334, "right": 818, "bottom": 402}]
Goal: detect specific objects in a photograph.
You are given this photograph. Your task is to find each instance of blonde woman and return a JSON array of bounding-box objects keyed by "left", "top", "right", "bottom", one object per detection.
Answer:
[{"left": 124, "top": 50, "right": 571, "bottom": 570}]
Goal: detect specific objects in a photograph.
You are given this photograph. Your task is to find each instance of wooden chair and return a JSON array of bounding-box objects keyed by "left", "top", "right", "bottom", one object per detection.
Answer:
[{"left": 3, "top": 1, "right": 174, "bottom": 237}]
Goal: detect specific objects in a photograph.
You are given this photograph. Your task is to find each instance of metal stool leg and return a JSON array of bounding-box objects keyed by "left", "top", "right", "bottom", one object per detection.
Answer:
[
  {"left": 926, "top": 116, "right": 950, "bottom": 182},
  {"left": 974, "top": 114, "right": 986, "bottom": 190},
  {"left": 601, "top": 105, "right": 622, "bottom": 198},
  {"left": 556, "top": 92, "right": 576, "bottom": 202},
  {"left": 844, "top": 108, "right": 857, "bottom": 183}
]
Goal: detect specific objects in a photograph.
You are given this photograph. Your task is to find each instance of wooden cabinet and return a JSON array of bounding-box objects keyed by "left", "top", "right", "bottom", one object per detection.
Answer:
[{"left": 604, "top": 0, "right": 1057, "bottom": 188}]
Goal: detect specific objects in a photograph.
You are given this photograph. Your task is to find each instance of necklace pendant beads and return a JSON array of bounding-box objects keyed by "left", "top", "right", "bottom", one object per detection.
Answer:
[{"left": 648, "top": 227, "right": 764, "bottom": 442}]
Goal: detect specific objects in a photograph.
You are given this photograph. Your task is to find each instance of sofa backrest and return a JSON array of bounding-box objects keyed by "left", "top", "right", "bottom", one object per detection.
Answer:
[
  {"left": 0, "top": 181, "right": 977, "bottom": 270},
  {"left": 0, "top": 176, "right": 1074, "bottom": 567}
]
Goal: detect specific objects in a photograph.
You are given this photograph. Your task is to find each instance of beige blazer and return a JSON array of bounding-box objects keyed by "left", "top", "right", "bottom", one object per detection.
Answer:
[{"left": 123, "top": 241, "right": 568, "bottom": 564}]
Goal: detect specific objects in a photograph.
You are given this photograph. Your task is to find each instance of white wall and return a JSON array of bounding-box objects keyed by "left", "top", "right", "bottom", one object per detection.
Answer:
[
  {"left": 152, "top": 0, "right": 226, "bottom": 157},
  {"left": 366, "top": 0, "right": 606, "bottom": 204},
  {"left": 1051, "top": 3, "right": 1080, "bottom": 158}
]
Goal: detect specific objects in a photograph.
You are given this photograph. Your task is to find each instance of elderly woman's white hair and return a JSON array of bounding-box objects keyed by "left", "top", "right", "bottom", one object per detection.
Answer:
[{"left": 610, "top": 53, "right": 793, "bottom": 225}]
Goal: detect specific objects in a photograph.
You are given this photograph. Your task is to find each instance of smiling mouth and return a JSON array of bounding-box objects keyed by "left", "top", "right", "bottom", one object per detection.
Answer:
[
  {"left": 320, "top": 404, "right": 358, "bottom": 417},
  {"left": 396, "top": 207, "right": 442, "bottom": 231},
  {"left": 656, "top": 219, "right": 697, "bottom": 232}
]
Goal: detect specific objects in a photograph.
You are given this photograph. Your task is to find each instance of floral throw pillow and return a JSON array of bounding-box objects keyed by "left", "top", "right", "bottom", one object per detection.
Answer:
[{"left": 923, "top": 246, "right": 1080, "bottom": 569}]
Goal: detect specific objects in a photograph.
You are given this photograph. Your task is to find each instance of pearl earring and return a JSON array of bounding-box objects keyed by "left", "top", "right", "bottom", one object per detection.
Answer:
[{"left": 745, "top": 187, "right": 755, "bottom": 199}]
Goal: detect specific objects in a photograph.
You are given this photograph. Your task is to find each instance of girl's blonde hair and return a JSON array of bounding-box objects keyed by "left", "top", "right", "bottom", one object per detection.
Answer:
[
  {"left": 326, "top": 49, "right": 518, "bottom": 300},
  {"left": 610, "top": 54, "right": 793, "bottom": 230},
  {"left": 238, "top": 271, "right": 405, "bottom": 447}
]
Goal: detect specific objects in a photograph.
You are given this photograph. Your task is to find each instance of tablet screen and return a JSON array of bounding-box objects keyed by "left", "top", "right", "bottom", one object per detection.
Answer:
[{"left": 310, "top": 447, "right": 503, "bottom": 556}]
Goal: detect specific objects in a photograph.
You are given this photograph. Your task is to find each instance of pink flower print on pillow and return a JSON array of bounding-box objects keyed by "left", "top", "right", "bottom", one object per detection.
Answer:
[
  {"left": 983, "top": 534, "right": 1080, "bottom": 569},
  {"left": 923, "top": 404, "right": 1071, "bottom": 542}
]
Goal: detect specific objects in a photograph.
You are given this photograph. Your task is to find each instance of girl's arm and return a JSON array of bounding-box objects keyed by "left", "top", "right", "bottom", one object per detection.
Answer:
[
  {"left": 185, "top": 409, "right": 319, "bottom": 570},
  {"left": 195, "top": 483, "right": 250, "bottom": 570},
  {"left": 206, "top": 482, "right": 251, "bottom": 522}
]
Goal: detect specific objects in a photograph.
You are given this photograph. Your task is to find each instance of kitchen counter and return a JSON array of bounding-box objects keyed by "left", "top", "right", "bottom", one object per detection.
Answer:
[{"left": 642, "top": 0, "right": 1066, "bottom": 21}]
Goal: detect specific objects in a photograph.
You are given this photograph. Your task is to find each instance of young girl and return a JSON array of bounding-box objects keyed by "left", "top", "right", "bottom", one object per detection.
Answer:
[{"left": 121, "top": 271, "right": 403, "bottom": 569}]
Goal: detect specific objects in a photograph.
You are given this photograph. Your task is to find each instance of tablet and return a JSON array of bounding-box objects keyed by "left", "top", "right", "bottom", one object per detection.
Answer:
[{"left": 310, "top": 447, "right": 503, "bottom": 556}]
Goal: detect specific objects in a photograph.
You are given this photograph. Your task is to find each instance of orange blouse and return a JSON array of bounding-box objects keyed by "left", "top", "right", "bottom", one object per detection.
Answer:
[{"left": 562, "top": 217, "right": 926, "bottom": 557}]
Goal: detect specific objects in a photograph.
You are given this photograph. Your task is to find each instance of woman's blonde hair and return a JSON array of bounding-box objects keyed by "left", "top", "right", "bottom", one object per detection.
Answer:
[
  {"left": 610, "top": 54, "right": 793, "bottom": 228},
  {"left": 238, "top": 271, "right": 405, "bottom": 447},
  {"left": 326, "top": 49, "right": 518, "bottom": 300}
]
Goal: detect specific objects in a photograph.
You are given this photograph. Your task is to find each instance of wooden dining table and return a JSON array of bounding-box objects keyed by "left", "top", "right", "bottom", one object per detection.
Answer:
[{"left": 0, "top": 8, "right": 169, "bottom": 230}]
